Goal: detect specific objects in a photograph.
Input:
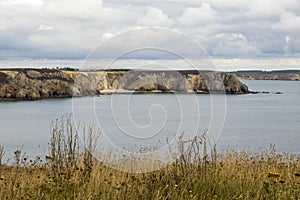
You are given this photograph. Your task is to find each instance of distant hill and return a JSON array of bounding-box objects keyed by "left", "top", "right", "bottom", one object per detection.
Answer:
[{"left": 230, "top": 70, "right": 300, "bottom": 81}]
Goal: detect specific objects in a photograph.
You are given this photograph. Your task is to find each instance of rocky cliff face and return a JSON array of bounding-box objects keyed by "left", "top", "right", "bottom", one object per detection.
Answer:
[
  {"left": 0, "top": 69, "right": 73, "bottom": 100},
  {"left": 0, "top": 69, "right": 249, "bottom": 100}
]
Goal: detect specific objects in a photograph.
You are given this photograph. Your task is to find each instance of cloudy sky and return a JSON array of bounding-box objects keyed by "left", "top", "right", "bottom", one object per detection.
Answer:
[{"left": 0, "top": 0, "right": 300, "bottom": 69}]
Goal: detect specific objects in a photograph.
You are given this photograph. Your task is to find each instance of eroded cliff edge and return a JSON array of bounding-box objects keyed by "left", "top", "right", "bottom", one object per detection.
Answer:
[{"left": 0, "top": 69, "right": 249, "bottom": 100}]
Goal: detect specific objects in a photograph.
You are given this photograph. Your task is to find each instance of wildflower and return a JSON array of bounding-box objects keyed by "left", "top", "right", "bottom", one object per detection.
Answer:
[{"left": 267, "top": 171, "right": 280, "bottom": 178}]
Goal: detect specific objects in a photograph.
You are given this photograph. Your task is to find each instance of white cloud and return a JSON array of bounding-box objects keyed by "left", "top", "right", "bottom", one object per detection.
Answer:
[
  {"left": 210, "top": 0, "right": 251, "bottom": 11},
  {"left": 277, "top": 0, "right": 300, "bottom": 12},
  {"left": 43, "top": 0, "right": 103, "bottom": 20},
  {"left": 209, "top": 33, "right": 260, "bottom": 57},
  {"left": 90, "top": 28, "right": 208, "bottom": 59},
  {"left": 248, "top": 0, "right": 284, "bottom": 17},
  {"left": 0, "top": 0, "right": 43, "bottom": 8},
  {"left": 102, "top": 32, "right": 114, "bottom": 40},
  {"left": 272, "top": 12, "right": 300, "bottom": 31},
  {"left": 179, "top": 3, "right": 216, "bottom": 26},
  {"left": 137, "top": 7, "right": 174, "bottom": 27},
  {"left": 0, "top": 0, "right": 299, "bottom": 60},
  {"left": 38, "top": 24, "right": 53, "bottom": 31}
]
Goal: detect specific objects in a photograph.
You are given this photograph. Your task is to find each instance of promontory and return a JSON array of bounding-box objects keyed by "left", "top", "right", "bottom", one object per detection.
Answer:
[{"left": 0, "top": 68, "right": 249, "bottom": 100}]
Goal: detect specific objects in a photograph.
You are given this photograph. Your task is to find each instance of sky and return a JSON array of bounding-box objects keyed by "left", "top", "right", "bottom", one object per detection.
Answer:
[{"left": 0, "top": 0, "right": 300, "bottom": 70}]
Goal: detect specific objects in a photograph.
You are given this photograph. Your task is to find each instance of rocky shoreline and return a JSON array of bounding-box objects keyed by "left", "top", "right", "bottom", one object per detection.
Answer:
[{"left": 0, "top": 69, "right": 249, "bottom": 100}]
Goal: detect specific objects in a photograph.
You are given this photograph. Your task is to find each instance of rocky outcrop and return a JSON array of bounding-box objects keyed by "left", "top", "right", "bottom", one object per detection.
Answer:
[
  {"left": 0, "top": 69, "right": 73, "bottom": 100},
  {"left": 0, "top": 69, "right": 249, "bottom": 100}
]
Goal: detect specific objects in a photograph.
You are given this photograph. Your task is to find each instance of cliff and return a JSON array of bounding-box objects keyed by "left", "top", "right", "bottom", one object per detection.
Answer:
[
  {"left": 0, "top": 69, "right": 249, "bottom": 100},
  {"left": 0, "top": 69, "right": 73, "bottom": 100},
  {"left": 232, "top": 70, "right": 300, "bottom": 81}
]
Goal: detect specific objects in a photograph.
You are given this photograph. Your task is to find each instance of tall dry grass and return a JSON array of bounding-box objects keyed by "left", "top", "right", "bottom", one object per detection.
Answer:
[
  {"left": 0, "top": 145, "right": 4, "bottom": 166},
  {"left": 0, "top": 116, "right": 299, "bottom": 199}
]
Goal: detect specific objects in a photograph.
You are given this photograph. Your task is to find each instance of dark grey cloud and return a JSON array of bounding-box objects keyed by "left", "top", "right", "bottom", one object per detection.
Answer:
[{"left": 0, "top": 0, "right": 299, "bottom": 60}]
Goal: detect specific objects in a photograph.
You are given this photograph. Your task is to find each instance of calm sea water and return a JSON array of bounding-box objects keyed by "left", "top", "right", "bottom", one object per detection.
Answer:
[{"left": 0, "top": 80, "right": 299, "bottom": 161}]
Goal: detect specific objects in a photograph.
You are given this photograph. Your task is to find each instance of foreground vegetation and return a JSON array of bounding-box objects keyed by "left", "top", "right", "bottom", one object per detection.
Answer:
[{"left": 0, "top": 117, "right": 299, "bottom": 199}]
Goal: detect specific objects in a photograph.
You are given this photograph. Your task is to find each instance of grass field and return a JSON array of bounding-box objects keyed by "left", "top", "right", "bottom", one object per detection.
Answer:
[{"left": 0, "top": 117, "right": 299, "bottom": 200}]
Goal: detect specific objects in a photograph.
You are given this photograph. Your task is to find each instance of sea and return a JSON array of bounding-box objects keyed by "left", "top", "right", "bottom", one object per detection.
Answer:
[{"left": 0, "top": 80, "right": 299, "bottom": 162}]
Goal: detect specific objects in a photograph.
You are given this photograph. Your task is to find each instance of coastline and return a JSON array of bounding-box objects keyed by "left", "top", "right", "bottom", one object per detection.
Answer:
[
  {"left": 0, "top": 68, "right": 249, "bottom": 101},
  {"left": 231, "top": 70, "right": 300, "bottom": 81},
  {"left": 1, "top": 68, "right": 296, "bottom": 101}
]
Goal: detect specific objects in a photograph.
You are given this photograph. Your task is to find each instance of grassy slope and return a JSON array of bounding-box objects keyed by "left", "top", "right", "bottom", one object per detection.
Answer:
[{"left": 0, "top": 150, "right": 299, "bottom": 199}]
